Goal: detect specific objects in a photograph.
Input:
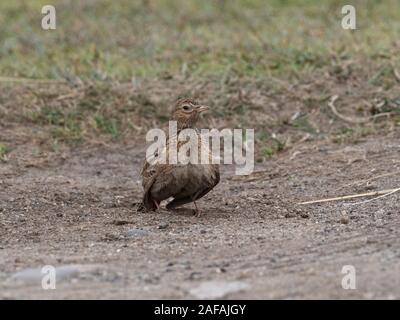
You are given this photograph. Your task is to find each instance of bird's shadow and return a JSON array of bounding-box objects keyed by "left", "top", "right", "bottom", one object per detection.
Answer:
[
  {"left": 133, "top": 202, "right": 196, "bottom": 216},
  {"left": 166, "top": 207, "right": 197, "bottom": 216},
  {"left": 133, "top": 202, "right": 229, "bottom": 218}
]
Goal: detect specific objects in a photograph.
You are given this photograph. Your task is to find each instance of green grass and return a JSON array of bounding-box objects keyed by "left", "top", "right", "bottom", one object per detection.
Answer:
[
  {"left": 0, "top": 143, "right": 11, "bottom": 162},
  {"left": 94, "top": 115, "right": 120, "bottom": 139},
  {"left": 291, "top": 115, "right": 318, "bottom": 135},
  {"left": 0, "top": 0, "right": 399, "bottom": 80},
  {"left": 331, "top": 126, "right": 376, "bottom": 144}
]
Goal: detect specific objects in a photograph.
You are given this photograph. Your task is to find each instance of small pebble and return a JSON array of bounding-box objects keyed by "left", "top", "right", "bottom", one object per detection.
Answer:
[
  {"left": 285, "top": 212, "right": 296, "bottom": 218},
  {"left": 188, "top": 272, "right": 202, "bottom": 280},
  {"left": 158, "top": 222, "right": 169, "bottom": 230},
  {"left": 126, "top": 228, "right": 149, "bottom": 237},
  {"left": 112, "top": 220, "right": 130, "bottom": 226},
  {"left": 340, "top": 216, "right": 350, "bottom": 224}
]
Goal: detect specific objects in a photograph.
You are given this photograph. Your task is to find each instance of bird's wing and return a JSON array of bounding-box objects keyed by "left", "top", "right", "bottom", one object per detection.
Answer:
[
  {"left": 140, "top": 136, "right": 182, "bottom": 209},
  {"left": 140, "top": 134, "right": 171, "bottom": 187},
  {"left": 166, "top": 164, "right": 219, "bottom": 209}
]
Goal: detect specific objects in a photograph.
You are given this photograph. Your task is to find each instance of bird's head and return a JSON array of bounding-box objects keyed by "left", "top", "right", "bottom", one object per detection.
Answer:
[{"left": 171, "top": 98, "right": 209, "bottom": 130}]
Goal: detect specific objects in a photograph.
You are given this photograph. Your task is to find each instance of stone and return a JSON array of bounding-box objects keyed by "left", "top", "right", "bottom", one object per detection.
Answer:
[
  {"left": 126, "top": 228, "right": 149, "bottom": 237},
  {"left": 158, "top": 222, "right": 169, "bottom": 230},
  {"left": 189, "top": 281, "right": 249, "bottom": 299},
  {"left": 340, "top": 216, "right": 349, "bottom": 224}
]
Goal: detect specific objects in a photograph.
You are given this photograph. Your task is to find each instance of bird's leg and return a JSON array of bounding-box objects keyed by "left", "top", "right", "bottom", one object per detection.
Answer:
[
  {"left": 153, "top": 200, "right": 160, "bottom": 210},
  {"left": 193, "top": 200, "right": 201, "bottom": 217}
]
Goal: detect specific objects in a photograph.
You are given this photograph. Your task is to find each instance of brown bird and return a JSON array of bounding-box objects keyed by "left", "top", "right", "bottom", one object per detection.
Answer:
[{"left": 140, "top": 98, "right": 220, "bottom": 216}]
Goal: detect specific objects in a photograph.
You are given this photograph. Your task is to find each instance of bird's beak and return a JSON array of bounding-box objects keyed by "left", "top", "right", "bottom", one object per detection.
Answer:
[{"left": 196, "top": 105, "right": 209, "bottom": 113}]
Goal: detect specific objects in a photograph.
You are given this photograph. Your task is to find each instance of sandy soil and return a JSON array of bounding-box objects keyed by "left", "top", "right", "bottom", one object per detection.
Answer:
[{"left": 1, "top": 132, "right": 400, "bottom": 299}]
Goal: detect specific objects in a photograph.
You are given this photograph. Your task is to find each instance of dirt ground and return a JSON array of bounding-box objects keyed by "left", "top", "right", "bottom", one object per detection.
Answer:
[{"left": 1, "top": 130, "right": 399, "bottom": 299}]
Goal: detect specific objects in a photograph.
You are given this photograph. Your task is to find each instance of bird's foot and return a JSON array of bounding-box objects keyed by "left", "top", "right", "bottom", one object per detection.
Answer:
[
  {"left": 153, "top": 200, "right": 161, "bottom": 210},
  {"left": 193, "top": 201, "right": 201, "bottom": 217},
  {"left": 193, "top": 210, "right": 201, "bottom": 217}
]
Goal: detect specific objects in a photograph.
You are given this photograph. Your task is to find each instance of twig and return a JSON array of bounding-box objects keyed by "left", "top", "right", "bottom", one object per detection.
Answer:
[
  {"left": 394, "top": 69, "right": 400, "bottom": 82},
  {"left": 391, "top": 63, "right": 400, "bottom": 82},
  {"left": 328, "top": 95, "right": 394, "bottom": 124},
  {"left": 298, "top": 188, "right": 400, "bottom": 205},
  {"left": 0, "top": 76, "right": 65, "bottom": 84},
  {"left": 349, "top": 188, "right": 400, "bottom": 205},
  {"left": 55, "top": 90, "right": 82, "bottom": 101},
  {"left": 328, "top": 95, "right": 369, "bottom": 124}
]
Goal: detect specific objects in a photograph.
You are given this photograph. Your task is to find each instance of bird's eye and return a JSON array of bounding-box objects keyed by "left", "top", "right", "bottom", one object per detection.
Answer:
[{"left": 182, "top": 105, "right": 190, "bottom": 111}]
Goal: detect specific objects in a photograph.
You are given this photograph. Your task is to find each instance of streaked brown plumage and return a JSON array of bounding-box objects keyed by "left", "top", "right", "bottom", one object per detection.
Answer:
[{"left": 140, "top": 98, "right": 220, "bottom": 216}]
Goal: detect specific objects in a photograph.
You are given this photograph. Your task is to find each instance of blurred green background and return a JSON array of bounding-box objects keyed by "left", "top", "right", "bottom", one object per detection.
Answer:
[{"left": 0, "top": 0, "right": 399, "bottom": 80}]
